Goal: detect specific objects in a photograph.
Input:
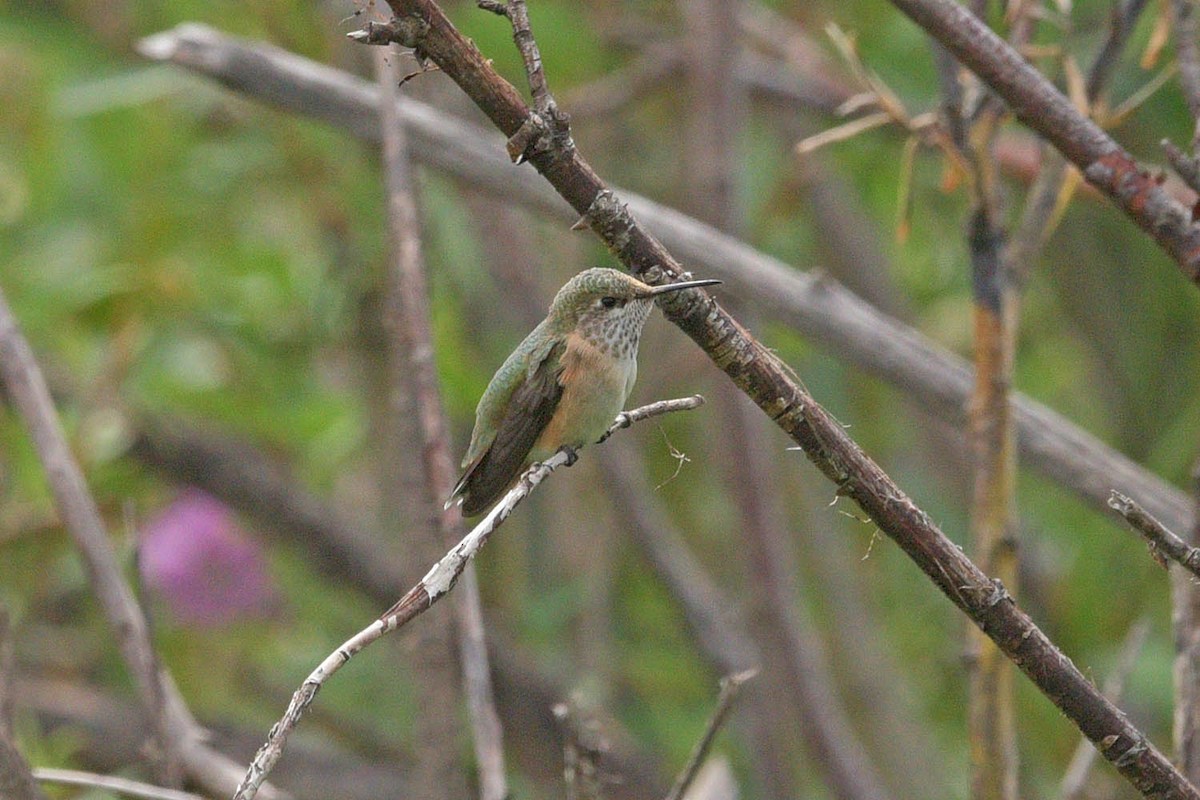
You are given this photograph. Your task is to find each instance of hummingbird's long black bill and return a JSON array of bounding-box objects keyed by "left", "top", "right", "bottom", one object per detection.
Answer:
[{"left": 641, "top": 277, "right": 723, "bottom": 297}]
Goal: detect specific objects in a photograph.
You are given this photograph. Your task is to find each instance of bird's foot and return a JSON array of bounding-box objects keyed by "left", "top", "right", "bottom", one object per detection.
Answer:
[{"left": 558, "top": 444, "right": 579, "bottom": 467}]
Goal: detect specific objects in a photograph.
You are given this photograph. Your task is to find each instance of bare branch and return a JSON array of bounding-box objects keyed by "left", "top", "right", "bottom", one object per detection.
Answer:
[
  {"left": 472, "top": 0, "right": 572, "bottom": 164},
  {"left": 232, "top": 398, "right": 704, "bottom": 800},
  {"left": 32, "top": 769, "right": 204, "bottom": 800},
  {"left": 887, "top": 0, "right": 1200, "bottom": 282},
  {"left": 375, "top": 44, "right": 506, "bottom": 800},
  {"left": 665, "top": 670, "right": 757, "bottom": 800},
  {"left": 1109, "top": 491, "right": 1200, "bottom": 578}
]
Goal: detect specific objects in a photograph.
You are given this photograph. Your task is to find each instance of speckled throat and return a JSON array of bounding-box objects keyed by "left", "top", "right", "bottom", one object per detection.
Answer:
[{"left": 578, "top": 299, "right": 654, "bottom": 361}]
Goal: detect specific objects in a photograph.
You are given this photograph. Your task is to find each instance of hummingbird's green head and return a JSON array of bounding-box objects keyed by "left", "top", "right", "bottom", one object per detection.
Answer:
[{"left": 548, "top": 267, "right": 720, "bottom": 358}]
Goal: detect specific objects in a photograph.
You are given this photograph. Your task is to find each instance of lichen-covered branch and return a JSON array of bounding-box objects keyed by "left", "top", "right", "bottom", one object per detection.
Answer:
[{"left": 231, "top": 397, "right": 704, "bottom": 800}]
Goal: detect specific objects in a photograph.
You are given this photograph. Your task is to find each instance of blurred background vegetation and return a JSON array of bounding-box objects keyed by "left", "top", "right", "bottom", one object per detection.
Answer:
[{"left": 2, "top": 0, "right": 1200, "bottom": 798}]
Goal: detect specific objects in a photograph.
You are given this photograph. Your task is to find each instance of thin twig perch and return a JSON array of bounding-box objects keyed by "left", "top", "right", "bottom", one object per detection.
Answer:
[{"left": 232, "top": 396, "right": 705, "bottom": 800}]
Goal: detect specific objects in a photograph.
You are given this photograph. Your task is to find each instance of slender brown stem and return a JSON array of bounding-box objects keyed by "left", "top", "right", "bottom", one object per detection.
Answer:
[
  {"left": 375, "top": 45, "right": 507, "bottom": 800},
  {"left": 966, "top": 214, "right": 1020, "bottom": 800},
  {"left": 664, "top": 670, "right": 757, "bottom": 800}
]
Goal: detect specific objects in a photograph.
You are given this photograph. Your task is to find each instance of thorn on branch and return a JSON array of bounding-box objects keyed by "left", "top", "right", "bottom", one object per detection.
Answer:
[
  {"left": 477, "top": 0, "right": 510, "bottom": 15},
  {"left": 346, "top": 15, "right": 430, "bottom": 51},
  {"left": 1164, "top": 138, "right": 1200, "bottom": 200}
]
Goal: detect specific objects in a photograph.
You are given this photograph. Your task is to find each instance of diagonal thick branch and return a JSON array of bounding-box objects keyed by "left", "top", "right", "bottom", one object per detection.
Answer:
[
  {"left": 135, "top": 24, "right": 1192, "bottom": 540},
  {"left": 347, "top": 2, "right": 1199, "bottom": 796}
]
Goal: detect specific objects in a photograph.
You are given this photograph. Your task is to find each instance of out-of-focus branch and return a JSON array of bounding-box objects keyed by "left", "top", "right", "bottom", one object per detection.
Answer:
[
  {"left": 0, "top": 726, "right": 48, "bottom": 800},
  {"left": 1171, "top": 0, "right": 1200, "bottom": 141},
  {"left": 0, "top": 286, "right": 174, "bottom": 784},
  {"left": 0, "top": 608, "right": 43, "bottom": 800},
  {"left": 487, "top": 636, "right": 668, "bottom": 799},
  {"left": 664, "top": 670, "right": 756, "bottom": 800},
  {"left": 1008, "top": 0, "right": 1149, "bottom": 286},
  {"left": 1088, "top": 0, "right": 1151, "bottom": 104},
  {"left": 552, "top": 700, "right": 607, "bottom": 800},
  {"left": 16, "top": 674, "right": 418, "bottom": 799},
  {"left": 677, "top": 2, "right": 826, "bottom": 798},
  {"left": 375, "top": 45, "right": 505, "bottom": 800},
  {"left": 0, "top": 286, "right": 279, "bottom": 799},
  {"left": 887, "top": 0, "right": 1200, "bottom": 282},
  {"left": 136, "top": 25, "right": 1193, "bottom": 540},
  {"left": 599, "top": 440, "right": 933, "bottom": 800},
  {"left": 1174, "top": 461, "right": 1200, "bottom": 781},
  {"left": 0, "top": 606, "right": 13, "bottom": 738},
  {"left": 33, "top": 769, "right": 203, "bottom": 800}
]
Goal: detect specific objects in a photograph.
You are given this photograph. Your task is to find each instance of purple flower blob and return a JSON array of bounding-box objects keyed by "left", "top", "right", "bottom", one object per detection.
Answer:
[{"left": 140, "top": 489, "right": 276, "bottom": 627}]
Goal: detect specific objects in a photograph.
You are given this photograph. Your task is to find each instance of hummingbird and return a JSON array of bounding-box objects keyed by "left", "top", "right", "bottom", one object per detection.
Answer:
[{"left": 447, "top": 267, "right": 721, "bottom": 516}]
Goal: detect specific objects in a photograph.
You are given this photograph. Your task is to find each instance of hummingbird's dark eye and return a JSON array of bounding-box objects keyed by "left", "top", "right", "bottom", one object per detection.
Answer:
[{"left": 600, "top": 296, "right": 618, "bottom": 309}]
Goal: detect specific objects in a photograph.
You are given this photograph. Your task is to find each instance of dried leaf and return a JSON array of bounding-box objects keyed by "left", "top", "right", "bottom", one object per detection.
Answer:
[
  {"left": 1141, "top": 0, "right": 1171, "bottom": 69},
  {"left": 1063, "top": 55, "right": 1088, "bottom": 114},
  {"left": 795, "top": 111, "right": 891, "bottom": 156}
]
